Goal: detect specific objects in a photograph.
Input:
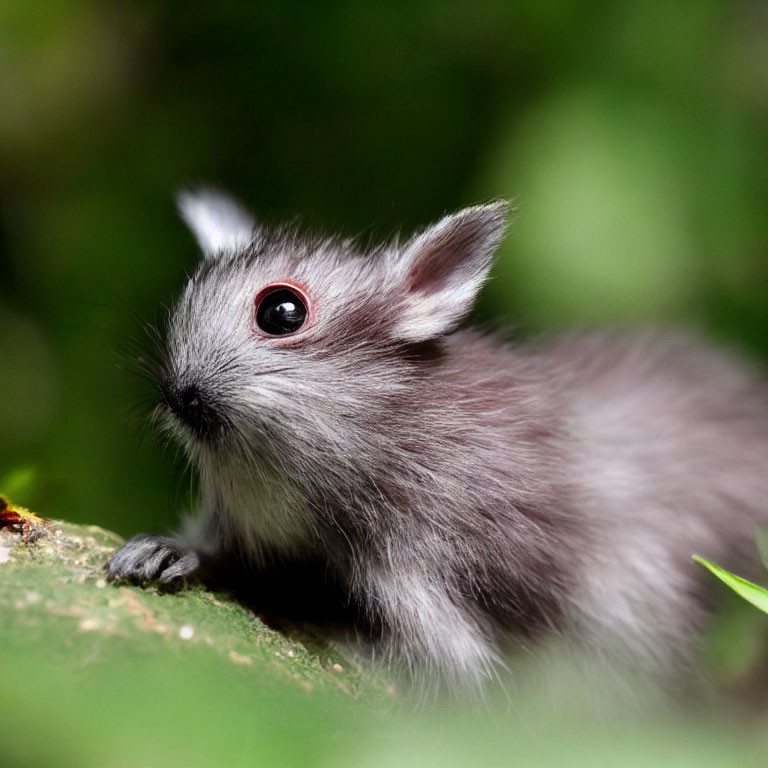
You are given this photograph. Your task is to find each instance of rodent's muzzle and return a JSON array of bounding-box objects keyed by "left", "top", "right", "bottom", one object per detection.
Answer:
[{"left": 159, "top": 381, "right": 224, "bottom": 440}]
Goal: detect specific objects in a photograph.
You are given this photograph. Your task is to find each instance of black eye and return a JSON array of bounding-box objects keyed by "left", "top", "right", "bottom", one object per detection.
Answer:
[{"left": 255, "top": 287, "right": 308, "bottom": 336}]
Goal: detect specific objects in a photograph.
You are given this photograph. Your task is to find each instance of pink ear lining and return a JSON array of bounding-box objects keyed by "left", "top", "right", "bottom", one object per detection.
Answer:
[
  {"left": 408, "top": 226, "right": 487, "bottom": 294},
  {"left": 405, "top": 203, "right": 509, "bottom": 297}
]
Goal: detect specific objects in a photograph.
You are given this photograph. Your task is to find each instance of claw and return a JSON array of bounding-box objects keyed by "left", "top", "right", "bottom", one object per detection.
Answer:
[{"left": 107, "top": 533, "right": 200, "bottom": 585}]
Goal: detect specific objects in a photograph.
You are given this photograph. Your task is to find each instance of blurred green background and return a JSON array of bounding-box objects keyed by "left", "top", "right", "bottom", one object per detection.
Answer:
[
  {"left": 2, "top": 4, "right": 768, "bottom": 766},
  {"left": 1, "top": 0, "right": 767, "bottom": 540}
]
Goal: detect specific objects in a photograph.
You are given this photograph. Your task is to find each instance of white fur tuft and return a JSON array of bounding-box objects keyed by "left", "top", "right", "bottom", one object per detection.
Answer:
[{"left": 177, "top": 188, "right": 256, "bottom": 258}]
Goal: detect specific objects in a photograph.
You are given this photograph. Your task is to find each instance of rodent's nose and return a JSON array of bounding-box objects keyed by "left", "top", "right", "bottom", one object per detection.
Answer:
[{"left": 160, "top": 381, "right": 223, "bottom": 439}]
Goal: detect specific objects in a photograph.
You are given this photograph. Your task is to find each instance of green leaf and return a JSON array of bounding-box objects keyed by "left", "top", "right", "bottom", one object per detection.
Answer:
[{"left": 693, "top": 555, "right": 768, "bottom": 615}]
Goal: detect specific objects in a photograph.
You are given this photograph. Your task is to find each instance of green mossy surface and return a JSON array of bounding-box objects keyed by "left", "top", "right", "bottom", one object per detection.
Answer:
[
  {"left": 2, "top": 506, "right": 767, "bottom": 768},
  {"left": 0, "top": 517, "right": 381, "bottom": 699},
  {"left": 0, "top": 511, "right": 392, "bottom": 768}
]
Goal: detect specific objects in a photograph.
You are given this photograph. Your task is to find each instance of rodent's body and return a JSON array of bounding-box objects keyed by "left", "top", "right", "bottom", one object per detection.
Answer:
[
  {"left": 541, "top": 332, "right": 768, "bottom": 674},
  {"left": 108, "top": 191, "right": 768, "bottom": 691}
]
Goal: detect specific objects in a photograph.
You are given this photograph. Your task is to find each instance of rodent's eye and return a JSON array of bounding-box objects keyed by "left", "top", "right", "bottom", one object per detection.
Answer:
[{"left": 255, "top": 286, "right": 308, "bottom": 336}]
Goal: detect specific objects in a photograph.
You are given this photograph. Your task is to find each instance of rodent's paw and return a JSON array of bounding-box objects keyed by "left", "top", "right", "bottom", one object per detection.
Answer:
[{"left": 106, "top": 534, "right": 200, "bottom": 585}]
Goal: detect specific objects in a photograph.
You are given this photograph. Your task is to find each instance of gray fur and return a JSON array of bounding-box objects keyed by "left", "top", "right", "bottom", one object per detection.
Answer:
[{"left": 108, "top": 190, "right": 768, "bottom": 692}]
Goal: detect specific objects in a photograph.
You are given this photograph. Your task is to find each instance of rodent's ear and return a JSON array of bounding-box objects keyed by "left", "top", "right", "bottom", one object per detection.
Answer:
[
  {"left": 392, "top": 201, "right": 510, "bottom": 342},
  {"left": 176, "top": 188, "right": 257, "bottom": 259}
]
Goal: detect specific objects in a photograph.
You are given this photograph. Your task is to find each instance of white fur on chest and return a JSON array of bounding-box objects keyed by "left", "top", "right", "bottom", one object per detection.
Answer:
[{"left": 197, "top": 458, "right": 315, "bottom": 564}]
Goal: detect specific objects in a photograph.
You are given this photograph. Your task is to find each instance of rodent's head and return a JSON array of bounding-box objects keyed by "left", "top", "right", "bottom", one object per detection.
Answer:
[{"left": 154, "top": 189, "right": 509, "bottom": 468}]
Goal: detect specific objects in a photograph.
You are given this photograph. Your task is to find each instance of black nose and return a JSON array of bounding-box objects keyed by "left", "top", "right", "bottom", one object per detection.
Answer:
[{"left": 160, "top": 382, "right": 223, "bottom": 439}]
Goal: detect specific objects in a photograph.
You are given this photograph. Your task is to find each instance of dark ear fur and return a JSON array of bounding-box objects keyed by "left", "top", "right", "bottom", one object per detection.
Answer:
[
  {"left": 177, "top": 187, "right": 256, "bottom": 259},
  {"left": 392, "top": 201, "right": 510, "bottom": 342}
]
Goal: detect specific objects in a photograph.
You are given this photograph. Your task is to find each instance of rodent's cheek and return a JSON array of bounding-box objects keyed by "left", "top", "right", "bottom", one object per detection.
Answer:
[{"left": 251, "top": 279, "right": 317, "bottom": 347}]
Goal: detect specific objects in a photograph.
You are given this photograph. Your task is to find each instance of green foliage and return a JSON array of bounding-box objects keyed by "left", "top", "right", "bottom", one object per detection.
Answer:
[{"left": 694, "top": 555, "right": 768, "bottom": 616}]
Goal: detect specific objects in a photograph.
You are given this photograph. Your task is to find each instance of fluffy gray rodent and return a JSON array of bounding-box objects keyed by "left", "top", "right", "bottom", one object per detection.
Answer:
[{"left": 108, "top": 189, "right": 768, "bottom": 691}]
